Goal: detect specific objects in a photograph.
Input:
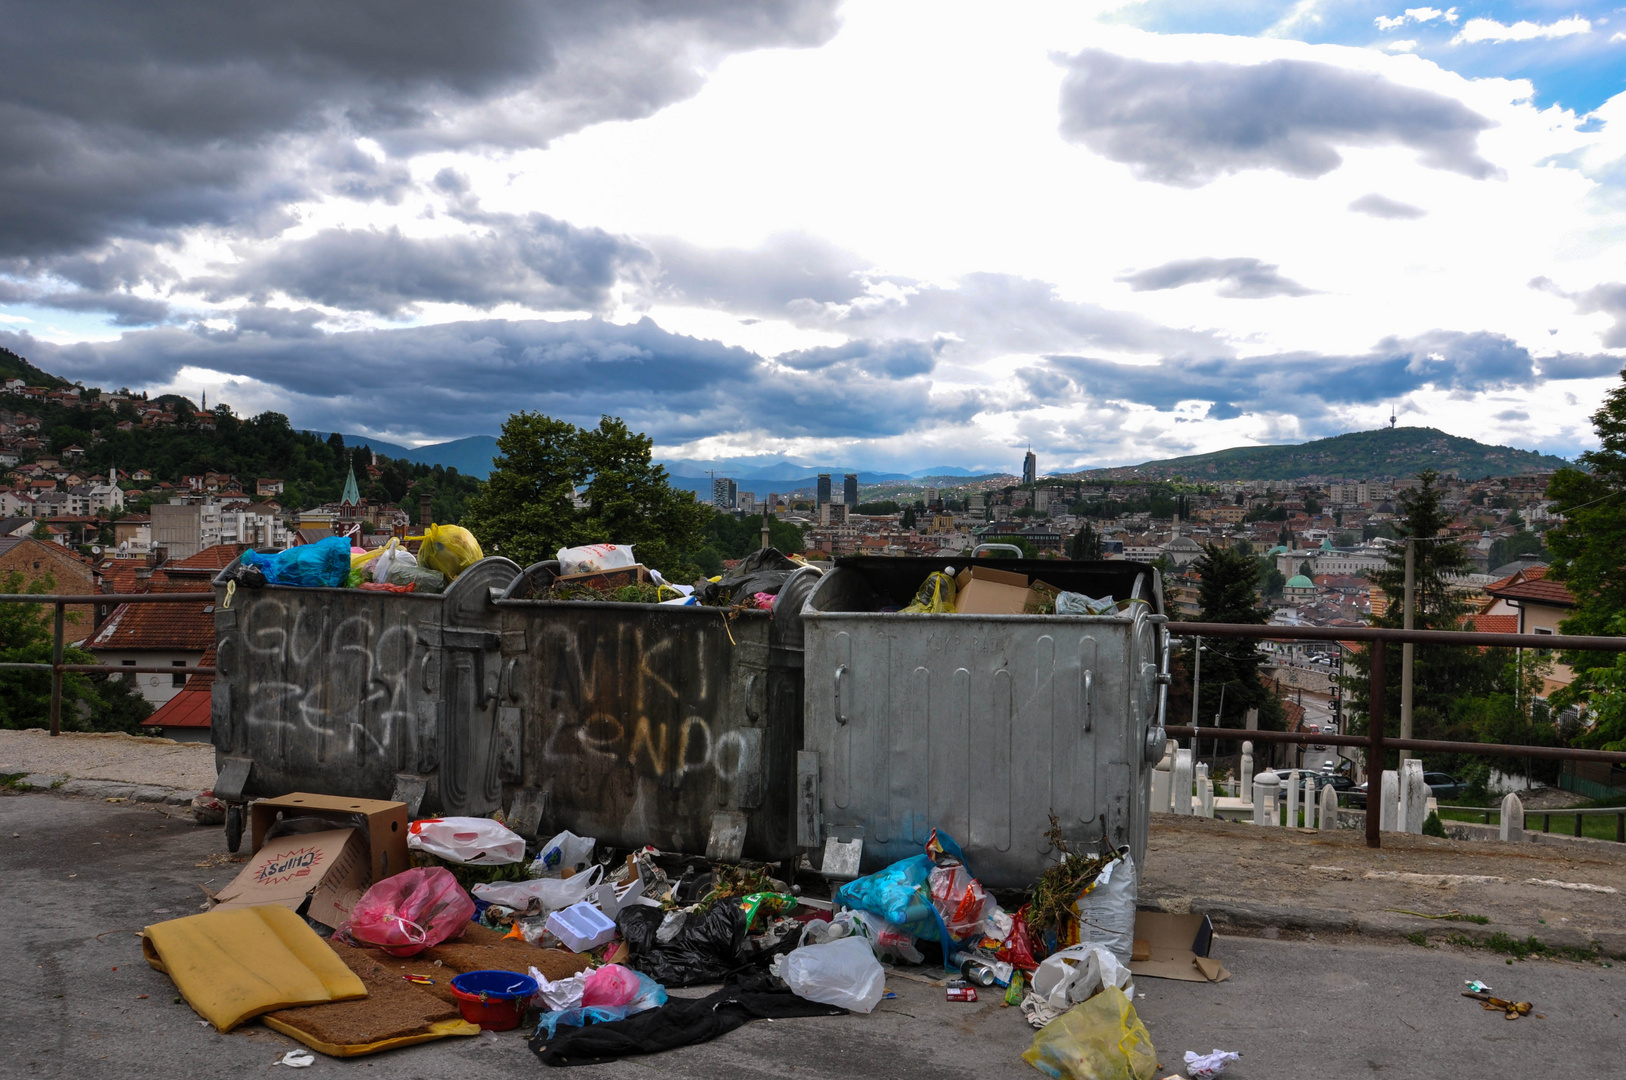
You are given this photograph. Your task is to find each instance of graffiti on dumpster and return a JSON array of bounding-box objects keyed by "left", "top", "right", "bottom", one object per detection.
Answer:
[{"left": 237, "top": 598, "right": 422, "bottom": 756}]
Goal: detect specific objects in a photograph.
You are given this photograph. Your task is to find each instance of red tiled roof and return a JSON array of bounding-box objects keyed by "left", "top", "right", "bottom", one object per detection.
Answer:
[
  {"left": 88, "top": 595, "right": 215, "bottom": 651},
  {"left": 1487, "top": 576, "right": 1575, "bottom": 609},
  {"left": 141, "top": 645, "right": 214, "bottom": 729},
  {"left": 164, "top": 543, "right": 249, "bottom": 575},
  {"left": 1463, "top": 614, "right": 1519, "bottom": 635}
]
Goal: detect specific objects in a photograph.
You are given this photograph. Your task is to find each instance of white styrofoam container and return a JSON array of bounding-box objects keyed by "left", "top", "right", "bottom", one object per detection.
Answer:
[{"left": 545, "top": 900, "right": 617, "bottom": 952}]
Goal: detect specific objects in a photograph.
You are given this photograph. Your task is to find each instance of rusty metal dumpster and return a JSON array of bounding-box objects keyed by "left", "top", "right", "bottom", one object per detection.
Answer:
[
  {"left": 798, "top": 556, "right": 1169, "bottom": 888},
  {"left": 209, "top": 554, "right": 824, "bottom": 863}
]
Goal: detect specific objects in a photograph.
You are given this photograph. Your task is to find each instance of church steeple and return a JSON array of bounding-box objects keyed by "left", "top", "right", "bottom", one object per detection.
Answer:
[{"left": 341, "top": 459, "right": 360, "bottom": 506}]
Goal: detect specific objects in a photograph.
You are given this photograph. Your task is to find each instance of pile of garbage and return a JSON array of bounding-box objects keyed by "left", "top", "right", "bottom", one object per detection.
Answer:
[
  {"left": 526, "top": 544, "right": 812, "bottom": 611},
  {"left": 223, "top": 525, "right": 485, "bottom": 595},
  {"left": 145, "top": 795, "right": 1231, "bottom": 1077},
  {"left": 889, "top": 564, "right": 1144, "bottom": 617}
]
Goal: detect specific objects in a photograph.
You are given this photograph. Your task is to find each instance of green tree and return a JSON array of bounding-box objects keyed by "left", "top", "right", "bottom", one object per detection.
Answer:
[
  {"left": 462, "top": 412, "right": 583, "bottom": 567},
  {"left": 1190, "top": 543, "right": 1284, "bottom": 730},
  {"left": 1343, "top": 471, "right": 1508, "bottom": 754},
  {"left": 464, "top": 412, "right": 709, "bottom": 580},
  {"left": 901, "top": 507, "right": 917, "bottom": 529},
  {"left": 1069, "top": 522, "right": 1103, "bottom": 560},
  {"left": 0, "top": 571, "right": 153, "bottom": 732}
]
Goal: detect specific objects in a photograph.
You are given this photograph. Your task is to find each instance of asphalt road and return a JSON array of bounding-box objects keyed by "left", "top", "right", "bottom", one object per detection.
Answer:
[{"left": 4, "top": 792, "right": 1622, "bottom": 1080}]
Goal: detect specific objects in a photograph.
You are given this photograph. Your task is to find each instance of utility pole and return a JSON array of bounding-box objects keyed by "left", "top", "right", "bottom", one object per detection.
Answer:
[
  {"left": 1190, "top": 636, "right": 1202, "bottom": 753},
  {"left": 1399, "top": 537, "right": 1415, "bottom": 764}
]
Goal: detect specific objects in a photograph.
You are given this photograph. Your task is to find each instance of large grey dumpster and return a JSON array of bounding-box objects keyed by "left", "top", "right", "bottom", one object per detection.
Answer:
[
  {"left": 799, "top": 556, "right": 1168, "bottom": 889},
  {"left": 209, "top": 556, "right": 523, "bottom": 847},
  {"left": 209, "top": 554, "right": 823, "bottom": 863},
  {"left": 490, "top": 562, "right": 824, "bottom": 864}
]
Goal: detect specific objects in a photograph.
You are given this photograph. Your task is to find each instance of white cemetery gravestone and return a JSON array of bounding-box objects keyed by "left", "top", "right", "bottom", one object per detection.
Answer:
[
  {"left": 1319, "top": 781, "right": 1339, "bottom": 831},
  {"left": 1400, "top": 759, "right": 1429, "bottom": 834},
  {"left": 1254, "top": 769, "right": 1281, "bottom": 827},
  {"left": 1302, "top": 773, "right": 1318, "bottom": 829},
  {"left": 1151, "top": 741, "right": 1174, "bottom": 814},
  {"left": 1285, "top": 769, "right": 1301, "bottom": 827},
  {"left": 1196, "top": 762, "right": 1214, "bottom": 818},
  {"left": 1240, "top": 741, "right": 1255, "bottom": 796},
  {"left": 1500, "top": 792, "right": 1525, "bottom": 843},
  {"left": 1172, "top": 748, "right": 1194, "bottom": 816},
  {"left": 1378, "top": 769, "right": 1399, "bottom": 832}
]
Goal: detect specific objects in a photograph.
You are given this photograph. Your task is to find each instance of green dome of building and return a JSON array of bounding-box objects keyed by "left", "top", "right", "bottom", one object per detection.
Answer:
[{"left": 1285, "top": 574, "right": 1315, "bottom": 590}]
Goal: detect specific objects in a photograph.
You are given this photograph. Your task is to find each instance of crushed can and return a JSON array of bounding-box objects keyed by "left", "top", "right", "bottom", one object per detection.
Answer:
[{"left": 946, "top": 978, "right": 978, "bottom": 1003}]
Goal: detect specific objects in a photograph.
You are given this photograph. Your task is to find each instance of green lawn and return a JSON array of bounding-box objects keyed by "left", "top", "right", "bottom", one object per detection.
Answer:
[{"left": 1436, "top": 802, "right": 1626, "bottom": 843}]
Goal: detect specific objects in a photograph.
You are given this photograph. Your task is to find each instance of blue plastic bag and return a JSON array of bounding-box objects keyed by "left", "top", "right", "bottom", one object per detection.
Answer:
[
  {"left": 533, "top": 970, "right": 667, "bottom": 1040},
  {"left": 836, "top": 829, "right": 977, "bottom": 969},
  {"left": 241, "top": 535, "right": 353, "bottom": 588}
]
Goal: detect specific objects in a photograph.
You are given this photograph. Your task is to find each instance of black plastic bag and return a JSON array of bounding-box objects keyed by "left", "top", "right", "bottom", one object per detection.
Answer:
[
  {"left": 617, "top": 903, "right": 749, "bottom": 987},
  {"left": 697, "top": 547, "right": 799, "bottom": 606}
]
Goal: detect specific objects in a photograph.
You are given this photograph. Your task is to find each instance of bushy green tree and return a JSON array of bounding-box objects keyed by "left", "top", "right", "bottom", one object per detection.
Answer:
[
  {"left": 0, "top": 572, "right": 153, "bottom": 732},
  {"left": 1190, "top": 543, "right": 1285, "bottom": 731},
  {"left": 1069, "top": 522, "right": 1102, "bottom": 560},
  {"left": 463, "top": 412, "right": 709, "bottom": 580}
]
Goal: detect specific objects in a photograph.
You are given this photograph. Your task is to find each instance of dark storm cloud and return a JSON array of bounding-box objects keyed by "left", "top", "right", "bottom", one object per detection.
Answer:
[
  {"left": 1348, "top": 193, "right": 1428, "bottom": 219},
  {"left": 199, "top": 215, "right": 650, "bottom": 317},
  {"left": 1116, "top": 257, "right": 1313, "bottom": 298},
  {"left": 1027, "top": 330, "right": 1606, "bottom": 421},
  {"left": 1, "top": 312, "right": 963, "bottom": 444},
  {"left": 1057, "top": 50, "right": 1499, "bottom": 186},
  {"left": 653, "top": 234, "right": 872, "bottom": 314},
  {"left": 776, "top": 338, "right": 940, "bottom": 378},
  {"left": 0, "top": 1, "right": 842, "bottom": 259}
]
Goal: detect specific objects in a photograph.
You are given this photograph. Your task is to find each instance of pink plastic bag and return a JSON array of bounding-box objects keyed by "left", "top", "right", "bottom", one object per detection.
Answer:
[
  {"left": 346, "top": 867, "right": 475, "bottom": 957},
  {"left": 928, "top": 864, "right": 989, "bottom": 940},
  {"left": 582, "top": 964, "right": 639, "bottom": 1008}
]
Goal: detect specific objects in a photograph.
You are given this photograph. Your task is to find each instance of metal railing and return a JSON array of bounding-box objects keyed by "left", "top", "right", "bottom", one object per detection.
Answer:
[
  {"left": 0, "top": 592, "right": 218, "bottom": 736},
  {"left": 1437, "top": 803, "right": 1626, "bottom": 843},
  {"left": 1164, "top": 621, "right": 1626, "bottom": 849}
]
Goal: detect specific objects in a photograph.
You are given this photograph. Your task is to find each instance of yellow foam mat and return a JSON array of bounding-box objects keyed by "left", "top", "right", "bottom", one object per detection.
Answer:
[
  {"left": 143, "top": 905, "right": 366, "bottom": 1031},
  {"left": 261, "top": 1015, "right": 480, "bottom": 1057}
]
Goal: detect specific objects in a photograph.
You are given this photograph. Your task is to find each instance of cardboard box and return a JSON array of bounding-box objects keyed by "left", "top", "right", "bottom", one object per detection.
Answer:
[
  {"left": 553, "top": 564, "right": 652, "bottom": 591},
  {"left": 954, "top": 565, "right": 1050, "bottom": 615},
  {"left": 1127, "top": 911, "right": 1229, "bottom": 983},
  {"left": 250, "top": 793, "right": 410, "bottom": 884},
  {"left": 212, "top": 828, "right": 372, "bottom": 929}
]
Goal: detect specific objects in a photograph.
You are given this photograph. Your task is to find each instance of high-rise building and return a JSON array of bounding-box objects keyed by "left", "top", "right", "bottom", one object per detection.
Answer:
[
  {"left": 1022, "top": 449, "right": 1037, "bottom": 486},
  {"left": 711, "top": 477, "right": 737, "bottom": 510},
  {"left": 738, "top": 492, "right": 756, "bottom": 513},
  {"left": 843, "top": 473, "right": 858, "bottom": 508},
  {"left": 817, "top": 474, "right": 832, "bottom": 506}
]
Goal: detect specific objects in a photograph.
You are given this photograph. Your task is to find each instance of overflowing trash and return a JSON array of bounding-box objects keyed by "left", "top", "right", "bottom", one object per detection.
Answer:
[
  {"left": 881, "top": 563, "right": 1150, "bottom": 617},
  {"left": 1184, "top": 1048, "right": 1242, "bottom": 1079}
]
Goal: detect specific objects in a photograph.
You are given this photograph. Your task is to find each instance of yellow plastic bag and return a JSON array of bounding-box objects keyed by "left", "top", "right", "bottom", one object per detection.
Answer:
[
  {"left": 900, "top": 571, "right": 956, "bottom": 614},
  {"left": 1022, "top": 986, "right": 1158, "bottom": 1080},
  {"left": 351, "top": 538, "right": 395, "bottom": 572},
  {"left": 413, "top": 524, "right": 484, "bottom": 581}
]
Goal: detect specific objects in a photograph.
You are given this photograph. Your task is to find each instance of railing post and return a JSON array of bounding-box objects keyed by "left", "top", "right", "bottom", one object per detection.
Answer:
[
  {"left": 1616, "top": 812, "right": 1624, "bottom": 844},
  {"left": 1367, "top": 639, "right": 1384, "bottom": 849},
  {"left": 49, "top": 601, "right": 64, "bottom": 737},
  {"left": 1575, "top": 813, "right": 1584, "bottom": 838}
]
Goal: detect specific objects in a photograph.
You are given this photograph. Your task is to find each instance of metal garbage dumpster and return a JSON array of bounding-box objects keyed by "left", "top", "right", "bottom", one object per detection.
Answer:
[
  {"left": 490, "top": 562, "right": 825, "bottom": 864},
  {"left": 799, "top": 556, "right": 1169, "bottom": 888},
  {"left": 209, "top": 556, "right": 524, "bottom": 848},
  {"left": 209, "top": 553, "right": 824, "bottom": 864}
]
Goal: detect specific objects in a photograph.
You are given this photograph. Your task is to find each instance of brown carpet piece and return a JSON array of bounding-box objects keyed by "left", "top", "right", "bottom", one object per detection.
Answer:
[
  {"left": 355, "top": 923, "right": 594, "bottom": 1006},
  {"left": 262, "top": 942, "right": 476, "bottom": 1055}
]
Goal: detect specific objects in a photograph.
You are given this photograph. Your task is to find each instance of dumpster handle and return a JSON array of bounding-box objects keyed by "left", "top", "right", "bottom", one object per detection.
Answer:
[
  {"left": 745, "top": 672, "right": 761, "bottom": 724},
  {"left": 971, "top": 543, "right": 1022, "bottom": 558},
  {"left": 1082, "top": 670, "right": 1093, "bottom": 733},
  {"left": 834, "top": 665, "right": 850, "bottom": 726},
  {"left": 1130, "top": 572, "right": 1145, "bottom": 601}
]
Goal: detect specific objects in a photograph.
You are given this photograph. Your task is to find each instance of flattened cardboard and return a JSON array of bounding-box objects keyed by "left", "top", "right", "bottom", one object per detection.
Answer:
[
  {"left": 213, "top": 828, "right": 372, "bottom": 929},
  {"left": 250, "top": 793, "right": 410, "bottom": 884},
  {"left": 1128, "top": 911, "right": 1229, "bottom": 983}
]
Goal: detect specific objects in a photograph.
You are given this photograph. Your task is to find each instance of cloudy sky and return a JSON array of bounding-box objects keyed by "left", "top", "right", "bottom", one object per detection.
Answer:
[{"left": 3, "top": 1, "right": 1625, "bottom": 474}]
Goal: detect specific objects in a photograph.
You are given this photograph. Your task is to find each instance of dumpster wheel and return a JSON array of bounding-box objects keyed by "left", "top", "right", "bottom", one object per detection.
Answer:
[{"left": 225, "top": 804, "right": 244, "bottom": 853}]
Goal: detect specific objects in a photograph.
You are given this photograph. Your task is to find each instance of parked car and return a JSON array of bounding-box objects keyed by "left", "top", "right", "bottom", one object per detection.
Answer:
[{"left": 1346, "top": 772, "right": 1462, "bottom": 809}]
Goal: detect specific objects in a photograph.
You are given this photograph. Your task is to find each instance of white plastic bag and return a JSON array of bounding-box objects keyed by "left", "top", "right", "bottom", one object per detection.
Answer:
[
  {"left": 371, "top": 539, "right": 417, "bottom": 584},
  {"left": 533, "top": 830, "right": 596, "bottom": 877},
  {"left": 1071, "top": 849, "right": 1137, "bottom": 963},
  {"left": 406, "top": 817, "right": 527, "bottom": 865},
  {"left": 530, "top": 967, "right": 588, "bottom": 1012},
  {"left": 1031, "top": 943, "right": 1134, "bottom": 1012},
  {"left": 781, "top": 936, "right": 886, "bottom": 1014},
  {"left": 472, "top": 863, "right": 604, "bottom": 914},
  {"left": 556, "top": 544, "right": 636, "bottom": 575}
]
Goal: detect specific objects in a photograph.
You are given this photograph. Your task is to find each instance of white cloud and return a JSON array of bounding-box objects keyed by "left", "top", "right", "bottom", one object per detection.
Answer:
[
  {"left": 1384, "top": 39, "right": 1419, "bottom": 53},
  {"left": 1454, "top": 17, "right": 1591, "bottom": 44},
  {"left": 1375, "top": 7, "right": 1456, "bottom": 32}
]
